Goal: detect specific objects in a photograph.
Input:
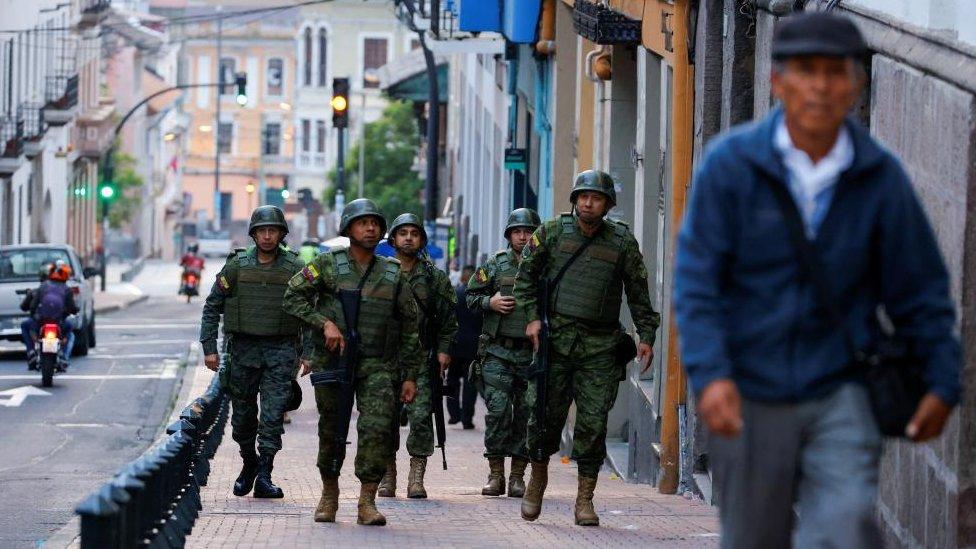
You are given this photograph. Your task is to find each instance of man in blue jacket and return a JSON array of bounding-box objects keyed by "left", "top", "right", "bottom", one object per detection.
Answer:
[{"left": 674, "top": 11, "right": 960, "bottom": 548}]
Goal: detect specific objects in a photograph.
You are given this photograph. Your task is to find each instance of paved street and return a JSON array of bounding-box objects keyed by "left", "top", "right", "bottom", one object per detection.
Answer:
[
  {"left": 184, "top": 369, "right": 719, "bottom": 548},
  {"left": 0, "top": 260, "right": 210, "bottom": 548}
]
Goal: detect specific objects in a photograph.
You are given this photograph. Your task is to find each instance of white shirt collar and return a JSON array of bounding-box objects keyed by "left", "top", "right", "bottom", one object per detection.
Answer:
[{"left": 774, "top": 118, "right": 854, "bottom": 197}]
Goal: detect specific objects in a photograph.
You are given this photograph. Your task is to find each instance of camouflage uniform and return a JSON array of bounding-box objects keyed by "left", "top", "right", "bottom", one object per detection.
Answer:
[
  {"left": 400, "top": 262, "right": 458, "bottom": 458},
  {"left": 282, "top": 250, "right": 422, "bottom": 483},
  {"left": 513, "top": 214, "right": 660, "bottom": 477},
  {"left": 467, "top": 248, "right": 535, "bottom": 460},
  {"left": 200, "top": 245, "right": 306, "bottom": 457}
]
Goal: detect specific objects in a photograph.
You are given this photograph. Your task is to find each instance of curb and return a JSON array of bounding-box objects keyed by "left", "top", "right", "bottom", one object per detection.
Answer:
[
  {"left": 93, "top": 293, "right": 149, "bottom": 314},
  {"left": 119, "top": 256, "right": 146, "bottom": 283}
]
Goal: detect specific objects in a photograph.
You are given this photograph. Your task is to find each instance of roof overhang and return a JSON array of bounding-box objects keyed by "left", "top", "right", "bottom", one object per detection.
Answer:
[{"left": 377, "top": 48, "right": 449, "bottom": 103}]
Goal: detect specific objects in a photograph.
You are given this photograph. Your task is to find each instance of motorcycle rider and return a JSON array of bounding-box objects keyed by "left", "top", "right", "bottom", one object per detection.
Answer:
[
  {"left": 181, "top": 243, "right": 206, "bottom": 273},
  {"left": 21, "top": 261, "right": 79, "bottom": 370}
]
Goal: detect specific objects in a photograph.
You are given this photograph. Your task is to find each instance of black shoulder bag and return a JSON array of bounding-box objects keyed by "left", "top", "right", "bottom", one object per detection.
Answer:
[{"left": 760, "top": 176, "right": 927, "bottom": 438}]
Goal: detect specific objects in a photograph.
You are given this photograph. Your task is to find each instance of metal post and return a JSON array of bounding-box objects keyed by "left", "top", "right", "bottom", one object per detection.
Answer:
[
  {"left": 336, "top": 126, "right": 345, "bottom": 194},
  {"left": 419, "top": 33, "right": 439, "bottom": 222},
  {"left": 358, "top": 92, "right": 366, "bottom": 198},
  {"left": 258, "top": 127, "right": 267, "bottom": 206},
  {"left": 99, "top": 199, "right": 107, "bottom": 292},
  {"left": 213, "top": 9, "right": 223, "bottom": 231}
]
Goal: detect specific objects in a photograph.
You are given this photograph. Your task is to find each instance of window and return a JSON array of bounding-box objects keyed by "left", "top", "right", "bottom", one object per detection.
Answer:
[
  {"left": 219, "top": 57, "right": 236, "bottom": 95},
  {"left": 301, "top": 119, "right": 311, "bottom": 152},
  {"left": 316, "top": 120, "right": 326, "bottom": 153},
  {"left": 266, "top": 58, "right": 283, "bottom": 97},
  {"left": 263, "top": 122, "right": 281, "bottom": 156},
  {"left": 303, "top": 27, "right": 313, "bottom": 86},
  {"left": 217, "top": 121, "right": 233, "bottom": 154},
  {"left": 317, "top": 28, "right": 328, "bottom": 87},
  {"left": 410, "top": 38, "right": 421, "bottom": 51},
  {"left": 362, "top": 37, "right": 388, "bottom": 88}
]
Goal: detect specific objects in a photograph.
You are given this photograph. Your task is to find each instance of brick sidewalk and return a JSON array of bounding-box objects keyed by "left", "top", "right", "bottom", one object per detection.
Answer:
[{"left": 186, "top": 380, "right": 719, "bottom": 548}]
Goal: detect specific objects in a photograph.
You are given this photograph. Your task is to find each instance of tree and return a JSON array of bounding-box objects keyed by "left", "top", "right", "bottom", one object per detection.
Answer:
[
  {"left": 325, "top": 100, "right": 424, "bottom": 225},
  {"left": 106, "top": 150, "right": 143, "bottom": 229}
]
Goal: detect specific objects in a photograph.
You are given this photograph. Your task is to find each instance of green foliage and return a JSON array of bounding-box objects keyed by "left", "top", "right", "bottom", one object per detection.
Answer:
[
  {"left": 106, "top": 150, "right": 143, "bottom": 228},
  {"left": 324, "top": 100, "right": 424, "bottom": 226}
]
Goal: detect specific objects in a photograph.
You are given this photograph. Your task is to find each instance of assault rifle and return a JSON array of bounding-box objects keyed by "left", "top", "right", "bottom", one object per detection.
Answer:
[
  {"left": 530, "top": 277, "right": 552, "bottom": 463},
  {"left": 309, "top": 288, "right": 361, "bottom": 477},
  {"left": 420, "top": 261, "right": 449, "bottom": 470}
]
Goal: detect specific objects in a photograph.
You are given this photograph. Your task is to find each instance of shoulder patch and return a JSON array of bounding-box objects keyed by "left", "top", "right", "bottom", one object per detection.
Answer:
[
  {"left": 475, "top": 267, "right": 489, "bottom": 284},
  {"left": 301, "top": 263, "right": 320, "bottom": 282},
  {"left": 217, "top": 274, "right": 232, "bottom": 292}
]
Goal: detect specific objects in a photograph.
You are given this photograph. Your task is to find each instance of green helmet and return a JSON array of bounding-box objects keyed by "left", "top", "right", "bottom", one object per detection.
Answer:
[
  {"left": 339, "top": 198, "right": 387, "bottom": 237},
  {"left": 570, "top": 169, "right": 617, "bottom": 207},
  {"left": 504, "top": 208, "right": 541, "bottom": 238},
  {"left": 248, "top": 205, "right": 289, "bottom": 236},
  {"left": 389, "top": 213, "right": 427, "bottom": 245}
]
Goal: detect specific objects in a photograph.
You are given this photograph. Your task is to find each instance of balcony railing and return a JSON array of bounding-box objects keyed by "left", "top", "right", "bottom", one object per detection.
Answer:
[
  {"left": 18, "top": 103, "right": 47, "bottom": 141},
  {"left": 80, "top": 0, "right": 110, "bottom": 14},
  {"left": 1, "top": 117, "right": 23, "bottom": 158},
  {"left": 46, "top": 73, "right": 80, "bottom": 110}
]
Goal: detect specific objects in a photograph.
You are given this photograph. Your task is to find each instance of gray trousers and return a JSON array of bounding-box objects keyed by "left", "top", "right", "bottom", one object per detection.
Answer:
[{"left": 710, "top": 383, "right": 883, "bottom": 549}]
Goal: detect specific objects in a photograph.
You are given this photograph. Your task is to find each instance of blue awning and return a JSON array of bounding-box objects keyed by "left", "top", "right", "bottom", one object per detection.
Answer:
[
  {"left": 504, "top": 0, "right": 542, "bottom": 44},
  {"left": 458, "top": 0, "right": 502, "bottom": 33}
]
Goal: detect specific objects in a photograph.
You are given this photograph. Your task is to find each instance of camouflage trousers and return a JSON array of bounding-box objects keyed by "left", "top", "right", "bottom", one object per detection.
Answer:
[
  {"left": 400, "top": 366, "right": 434, "bottom": 458},
  {"left": 525, "top": 351, "right": 619, "bottom": 477},
  {"left": 482, "top": 353, "right": 534, "bottom": 459},
  {"left": 315, "top": 359, "right": 398, "bottom": 483},
  {"left": 224, "top": 335, "right": 298, "bottom": 457}
]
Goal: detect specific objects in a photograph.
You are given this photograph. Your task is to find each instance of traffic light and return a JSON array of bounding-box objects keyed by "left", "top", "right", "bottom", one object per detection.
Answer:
[
  {"left": 331, "top": 77, "right": 349, "bottom": 128},
  {"left": 280, "top": 188, "right": 290, "bottom": 199},
  {"left": 234, "top": 72, "right": 247, "bottom": 106},
  {"left": 98, "top": 180, "right": 117, "bottom": 201}
]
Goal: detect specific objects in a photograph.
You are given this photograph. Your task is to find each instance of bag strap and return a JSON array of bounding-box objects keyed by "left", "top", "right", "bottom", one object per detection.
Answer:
[
  {"left": 758, "top": 175, "right": 860, "bottom": 360},
  {"left": 551, "top": 236, "right": 594, "bottom": 288}
]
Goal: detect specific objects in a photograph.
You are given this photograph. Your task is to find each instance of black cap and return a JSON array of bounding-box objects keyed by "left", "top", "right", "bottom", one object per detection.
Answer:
[{"left": 771, "top": 11, "right": 866, "bottom": 60}]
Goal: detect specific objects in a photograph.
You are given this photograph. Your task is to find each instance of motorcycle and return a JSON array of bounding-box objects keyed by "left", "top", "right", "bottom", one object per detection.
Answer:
[
  {"left": 179, "top": 270, "right": 200, "bottom": 303},
  {"left": 34, "top": 321, "right": 62, "bottom": 387}
]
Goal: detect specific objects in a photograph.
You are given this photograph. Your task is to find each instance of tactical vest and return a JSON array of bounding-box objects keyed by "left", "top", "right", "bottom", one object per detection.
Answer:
[
  {"left": 330, "top": 249, "right": 401, "bottom": 359},
  {"left": 550, "top": 214, "right": 627, "bottom": 325},
  {"left": 223, "top": 249, "right": 303, "bottom": 336},
  {"left": 405, "top": 265, "right": 436, "bottom": 345},
  {"left": 484, "top": 250, "right": 530, "bottom": 339}
]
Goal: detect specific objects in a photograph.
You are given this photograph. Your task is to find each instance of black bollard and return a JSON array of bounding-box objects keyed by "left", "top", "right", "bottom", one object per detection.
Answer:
[{"left": 76, "top": 484, "right": 121, "bottom": 549}]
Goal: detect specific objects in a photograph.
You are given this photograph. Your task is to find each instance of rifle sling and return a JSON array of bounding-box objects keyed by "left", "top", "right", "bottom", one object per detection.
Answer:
[{"left": 550, "top": 236, "right": 594, "bottom": 289}]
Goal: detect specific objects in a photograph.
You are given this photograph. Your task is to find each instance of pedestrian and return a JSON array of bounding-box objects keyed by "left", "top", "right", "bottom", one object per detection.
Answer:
[
  {"left": 379, "top": 213, "right": 458, "bottom": 499},
  {"left": 199, "top": 206, "right": 309, "bottom": 500},
  {"left": 466, "top": 208, "right": 541, "bottom": 498},
  {"left": 282, "top": 199, "right": 421, "bottom": 525},
  {"left": 447, "top": 264, "right": 481, "bottom": 430},
  {"left": 674, "top": 12, "right": 960, "bottom": 548},
  {"left": 514, "top": 171, "right": 660, "bottom": 526}
]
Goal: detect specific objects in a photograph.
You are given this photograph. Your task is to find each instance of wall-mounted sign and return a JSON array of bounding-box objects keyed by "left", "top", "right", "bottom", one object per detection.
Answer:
[{"left": 504, "top": 147, "right": 527, "bottom": 171}]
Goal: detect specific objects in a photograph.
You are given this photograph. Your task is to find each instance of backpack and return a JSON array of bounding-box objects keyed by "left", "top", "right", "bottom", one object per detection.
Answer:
[{"left": 34, "top": 282, "right": 69, "bottom": 322}]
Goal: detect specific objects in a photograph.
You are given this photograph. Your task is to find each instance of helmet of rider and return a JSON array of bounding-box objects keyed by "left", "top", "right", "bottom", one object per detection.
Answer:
[
  {"left": 188, "top": 243, "right": 199, "bottom": 253},
  {"left": 49, "top": 260, "right": 72, "bottom": 282},
  {"left": 38, "top": 263, "right": 53, "bottom": 282}
]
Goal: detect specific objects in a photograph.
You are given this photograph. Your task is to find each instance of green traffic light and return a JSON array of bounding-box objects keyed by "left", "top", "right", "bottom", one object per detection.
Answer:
[
  {"left": 236, "top": 93, "right": 247, "bottom": 106},
  {"left": 99, "top": 185, "right": 116, "bottom": 200},
  {"left": 280, "top": 189, "right": 290, "bottom": 199}
]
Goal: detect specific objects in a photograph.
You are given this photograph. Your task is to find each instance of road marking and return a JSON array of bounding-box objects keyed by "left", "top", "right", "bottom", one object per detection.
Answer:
[
  {"left": 0, "top": 386, "right": 52, "bottom": 407},
  {"left": 99, "top": 324, "right": 199, "bottom": 329},
  {"left": 0, "top": 361, "right": 181, "bottom": 381},
  {"left": 55, "top": 423, "right": 108, "bottom": 428},
  {"left": 88, "top": 353, "right": 183, "bottom": 360},
  {"left": 97, "top": 339, "right": 191, "bottom": 347}
]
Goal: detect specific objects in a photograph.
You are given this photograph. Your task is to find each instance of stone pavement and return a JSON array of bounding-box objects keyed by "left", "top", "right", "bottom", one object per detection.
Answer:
[{"left": 184, "top": 372, "right": 719, "bottom": 548}]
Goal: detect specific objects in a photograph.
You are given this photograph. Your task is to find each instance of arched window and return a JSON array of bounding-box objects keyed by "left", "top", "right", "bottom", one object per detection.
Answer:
[
  {"left": 303, "top": 27, "right": 312, "bottom": 87},
  {"left": 317, "top": 28, "right": 328, "bottom": 87}
]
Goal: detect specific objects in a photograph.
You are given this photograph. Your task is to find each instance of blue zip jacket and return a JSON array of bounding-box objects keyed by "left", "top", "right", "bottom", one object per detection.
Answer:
[{"left": 674, "top": 110, "right": 960, "bottom": 405}]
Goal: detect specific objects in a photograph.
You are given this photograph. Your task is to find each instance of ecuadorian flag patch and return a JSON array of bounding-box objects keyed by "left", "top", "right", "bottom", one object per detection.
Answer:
[
  {"left": 217, "top": 275, "right": 231, "bottom": 292},
  {"left": 302, "top": 264, "right": 319, "bottom": 282},
  {"left": 476, "top": 268, "right": 488, "bottom": 283}
]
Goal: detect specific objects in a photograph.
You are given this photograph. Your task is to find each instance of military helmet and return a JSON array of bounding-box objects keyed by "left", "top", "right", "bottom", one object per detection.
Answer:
[
  {"left": 570, "top": 169, "right": 617, "bottom": 207},
  {"left": 504, "top": 208, "right": 541, "bottom": 238},
  {"left": 339, "top": 198, "right": 387, "bottom": 237},
  {"left": 389, "top": 213, "right": 427, "bottom": 245},
  {"left": 248, "top": 205, "right": 289, "bottom": 236}
]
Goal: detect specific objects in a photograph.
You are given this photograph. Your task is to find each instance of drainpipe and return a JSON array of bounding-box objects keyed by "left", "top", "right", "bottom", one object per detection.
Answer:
[
  {"left": 535, "top": 0, "right": 556, "bottom": 56},
  {"left": 585, "top": 44, "right": 611, "bottom": 171}
]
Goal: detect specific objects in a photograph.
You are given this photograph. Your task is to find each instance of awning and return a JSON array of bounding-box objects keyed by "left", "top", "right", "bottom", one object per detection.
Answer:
[
  {"left": 142, "top": 70, "right": 182, "bottom": 115},
  {"left": 377, "top": 49, "right": 448, "bottom": 103}
]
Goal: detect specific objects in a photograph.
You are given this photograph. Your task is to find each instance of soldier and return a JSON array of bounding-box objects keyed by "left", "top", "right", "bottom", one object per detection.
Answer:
[
  {"left": 466, "top": 208, "right": 540, "bottom": 498},
  {"left": 282, "top": 198, "right": 422, "bottom": 526},
  {"left": 379, "top": 213, "right": 457, "bottom": 499},
  {"left": 514, "top": 171, "right": 661, "bottom": 526},
  {"left": 200, "top": 205, "right": 309, "bottom": 500}
]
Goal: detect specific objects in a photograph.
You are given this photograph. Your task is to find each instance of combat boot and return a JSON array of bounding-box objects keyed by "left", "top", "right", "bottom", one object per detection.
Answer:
[
  {"left": 253, "top": 454, "right": 284, "bottom": 498},
  {"left": 507, "top": 458, "right": 528, "bottom": 498},
  {"left": 481, "top": 457, "right": 505, "bottom": 496},
  {"left": 314, "top": 475, "right": 339, "bottom": 523},
  {"left": 357, "top": 483, "right": 387, "bottom": 526},
  {"left": 378, "top": 462, "right": 397, "bottom": 497},
  {"left": 232, "top": 447, "right": 259, "bottom": 497},
  {"left": 574, "top": 475, "right": 600, "bottom": 526},
  {"left": 520, "top": 460, "right": 549, "bottom": 521},
  {"left": 406, "top": 456, "right": 428, "bottom": 499}
]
